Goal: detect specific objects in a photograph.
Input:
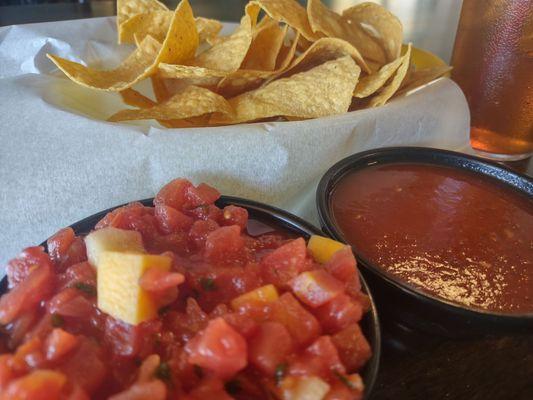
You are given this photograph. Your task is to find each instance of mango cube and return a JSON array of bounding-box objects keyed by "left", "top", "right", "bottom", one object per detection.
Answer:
[
  {"left": 97, "top": 252, "right": 171, "bottom": 325},
  {"left": 307, "top": 235, "right": 345, "bottom": 264},
  {"left": 85, "top": 227, "right": 144, "bottom": 268},
  {"left": 231, "top": 284, "right": 279, "bottom": 310}
]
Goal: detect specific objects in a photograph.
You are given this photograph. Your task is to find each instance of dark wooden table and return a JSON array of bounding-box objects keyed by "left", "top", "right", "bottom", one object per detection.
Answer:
[{"left": 1, "top": 1, "right": 532, "bottom": 399}]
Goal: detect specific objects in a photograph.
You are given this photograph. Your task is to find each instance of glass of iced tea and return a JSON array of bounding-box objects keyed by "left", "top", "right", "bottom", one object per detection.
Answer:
[{"left": 451, "top": 0, "right": 533, "bottom": 161}]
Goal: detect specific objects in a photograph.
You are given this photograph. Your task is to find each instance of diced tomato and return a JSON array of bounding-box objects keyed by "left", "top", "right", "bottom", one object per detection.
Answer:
[
  {"left": 47, "top": 227, "right": 75, "bottom": 265},
  {"left": 57, "top": 338, "right": 106, "bottom": 394},
  {"left": 140, "top": 268, "right": 185, "bottom": 292},
  {"left": 314, "top": 294, "right": 363, "bottom": 334},
  {"left": 306, "top": 336, "right": 345, "bottom": 374},
  {"left": 0, "top": 355, "right": 16, "bottom": 391},
  {"left": 222, "top": 311, "right": 259, "bottom": 338},
  {"left": 155, "top": 204, "right": 194, "bottom": 234},
  {"left": 10, "top": 337, "right": 43, "bottom": 372},
  {"left": 185, "top": 317, "right": 247, "bottom": 378},
  {"left": 50, "top": 235, "right": 87, "bottom": 272},
  {"left": 184, "top": 183, "right": 220, "bottom": 209},
  {"left": 0, "top": 263, "right": 54, "bottom": 325},
  {"left": 221, "top": 205, "right": 248, "bottom": 230},
  {"left": 290, "top": 270, "right": 344, "bottom": 308},
  {"left": 95, "top": 203, "right": 159, "bottom": 242},
  {"left": 188, "top": 204, "right": 223, "bottom": 222},
  {"left": 0, "top": 369, "right": 67, "bottom": 400},
  {"left": 47, "top": 289, "right": 95, "bottom": 319},
  {"left": 260, "top": 238, "right": 308, "bottom": 288},
  {"left": 248, "top": 322, "right": 293, "bottom": 376},
  {"left": 189, "top": 219, "right": 219, "bottom": 249},
  {"left": 270, "top": 293, "right": 321, "bottom": 347},
  {"left": 95, "top": 202, "right": 145, "bottom": 229},
  {"left": 44, "top": 328, "right": 79, "bottom": 362},
  {"left": 204, "top": 226, "right": 245, "bottom": 263},
  {"left": 103, "top": 318, "right": 162, "bottom": 358},
  {"left": 136, "top": 354, "right": 160, "bottom": 383},
  {"left": 154, "top": 179, "right": 194, "bottom": 211},
  {"left": 148, "top": 232, "right": 189, "bottom": 255},
  {"left": 186, "top": 378, "right": 234, "bottom": 400},
  {"left": 58, "top": 262, "right": 96, "bottom": 291},
  {"left": 331, "top": 324, "right": 371, "bottom": 372},
  {"left": 64, "top": 385, "right": 91, "bottom": 400},
  {"left": 288, "top": 336, "right": 344, "bottom": 379},
  {"left": 5, "top": 310, "right": 39, "bottom": 349},
  {"left": 325, "top": 246, "right": 358, "bottom": 283},
  {"left": 108, "top": 380, "right": 167, "bottom": 400},
  {"left": 5, "top": 246, "right": 53, "bottom": 288}
]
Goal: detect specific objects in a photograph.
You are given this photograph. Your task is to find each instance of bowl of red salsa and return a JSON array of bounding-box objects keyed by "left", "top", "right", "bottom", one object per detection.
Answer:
[
  {"left": 0, "top": 179, "right": 380, "bottom": 399},
  {"left": 317, "top": 147, "right": 533, "bottom": 336}
]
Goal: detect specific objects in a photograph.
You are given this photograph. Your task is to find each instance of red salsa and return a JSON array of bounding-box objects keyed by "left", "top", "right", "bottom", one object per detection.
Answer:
[
  {"left": 331, "top": 163, "right": 533, "bottom": 314},
  {"left": 0, "top": 179, "right": 371, "bottom": 399}
]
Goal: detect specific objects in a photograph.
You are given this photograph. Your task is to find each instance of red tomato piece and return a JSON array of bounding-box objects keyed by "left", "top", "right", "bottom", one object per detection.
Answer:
[
  {"left": 270, "top": 293, "right": 321, "bottom": 347},
  {"left": 289, "top": 270, "right": 344, "bottom": 308},
  {"left": 5, "top": 310, "right": 39, "bottom": 349},
  {"left": 222, "top": 311, "right": 259, "bottom": 339},
  {"left": 314, "top": 293, "right": 363, "bottom": 334},
  {"left": 58, "top": 262, "right": 96, "bottom": 291},
  {"left": 95, "top": 202, "right": 145, "bottom": 230},
  {"left": 57, "top": 338, "right": 106, "bottom": 394},
  {"left": 221, "top": 205, "right": 248, "bottom": 230},
  {"left": 306, "top": 336, "right": 345, "bottom": 374},
  {"left": 0, "top": 263, "right": 54, "bottom": 325},
  {"left": 0, "top": 355, "right": 16, "bottom": 391},
  {"left": 185, "top": 183, "right": 221, "bottom": 209},
  {"left": 147, "top": 232, "right": 189, "bottom": 255},
  {"left": 188, "top": 204, "right": 223, "bottom": 222},
  {"left": 44, "top": 328, "right": 79, "bottom": 362},
  {"left": 185, "top": 317, "right": 247, "bottom": 378},
  {"left": 108, "top": 380, "right": 167, "bottom": 400},
  {"left": 104, "top": 318, "right": 162, "bottom": 358},
  {"left": 5, "top": 246, "right": 53, "bottom": 288},
  {"left": 204, "top": 226, "right": 245, "bottom": 263},
  {"left": 189, "top": 219, "right": 219, "bottom": 249},
  {"left": 260, "top": 238, "right": 308, "bottom": 288},
  {"left": 47, "top": 288, "right": 94, "bottom": 319},
  {"left": 331, "top": 324, "right": 371, "bottom": 372},
  {"left": 139, "top": 268, "right": 185, "bottom": 292},
  {"left": 155, "top": 204, "right": 194, "bottom": 234},
  {"left": 153, "top": 178, "right": 193, "bottom": 211},
  {"left": 185, "top": 378, "right": 234, "bottom": 400},
  {"left": 324, "top": 246, "right": 358, "bottom": 283},
  {"left": 64, "top": 385, "right": 90, "bottom": 400},
  {"left": 0, "top": 369, "right": 67, "bottom": 400},
  {"left": 47, "top": 227, "right": 75, "bottom": 265},
  {"left": 248, "top": 322, "right": 293, "bottom": 376}
]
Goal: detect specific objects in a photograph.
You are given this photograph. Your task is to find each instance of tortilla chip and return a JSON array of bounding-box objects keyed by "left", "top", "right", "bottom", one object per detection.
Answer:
[
  {"left": 47, "top": 0, "right": 198, "bottom": 91},
  {"left": 368, "top": 44, "right": 411, "bottom": 107},
  {"left": 159, "top": 64, "right": 227, "bottom": 79},
  {"left": 211, "top": 56, "right": 361, "bottom": 124},
  {"left": 241, "top": 18, "right": 286, "bottom": 71},
  {"left": 267, "top": 37, "right": 370, "bottom": 83},
  {"left": 117, "top": 0, "right": 167, "bottom": 42},
  {"left": 150, "top": 75, "right": 171, "bottom": 102},
  {"left": 216, "top": 31, "right": 300, "bottom": 98},
  {"left": 342, "top": 2, "right": 403, "bottom": 62},
  {"left": 353, "top": 56, "right": 404, "bottom": 98},
  {"left": 307, "top": 0, "right": 384, "bottom": 67},
  {"left": 193, "top": 14, "right": 253, "bottom": 72},
  {"left": 408, "top": 45, "right": 448, "bottom": 70},
  {"left": 108, "top": 85, "right": 232, "bottom": 122},
  {"left": 120, "top": 13, "right": 222, "bottom": 45},
  {"left": 120, "top": 87, "right": 156, "bottom": 108},
  {"left": 397, "top": 65, "right": 452, "bottom": 95},
  {"left": 250, "top": 0, "right": 321, "bottom": 42}
]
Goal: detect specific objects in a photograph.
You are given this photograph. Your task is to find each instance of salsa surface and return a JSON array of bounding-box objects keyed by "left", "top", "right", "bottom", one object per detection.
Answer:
[
  {"left": 0, "top": 179, "right": 370, "bottom": 400},
  {"left": 331, "top": 163, "right": 533, "bottom": 314}
]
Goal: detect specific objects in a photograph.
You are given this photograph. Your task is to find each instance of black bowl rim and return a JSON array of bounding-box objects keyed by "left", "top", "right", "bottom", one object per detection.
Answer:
[
  {"left": 2, "top": 195, "right": 381, "bottom": 397},
  {"left": 316, "top": 146, "right": 533, "bottom": 321}
]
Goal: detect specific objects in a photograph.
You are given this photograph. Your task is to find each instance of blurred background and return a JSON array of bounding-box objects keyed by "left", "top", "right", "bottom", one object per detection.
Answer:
[{"left": 0, "top": 0, "right": 462, "bottom": 62}]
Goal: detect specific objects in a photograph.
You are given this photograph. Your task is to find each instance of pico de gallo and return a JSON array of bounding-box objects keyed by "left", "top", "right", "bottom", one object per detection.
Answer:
[{"left": 0, "top": 179, "right": 372, "bottom": 400}]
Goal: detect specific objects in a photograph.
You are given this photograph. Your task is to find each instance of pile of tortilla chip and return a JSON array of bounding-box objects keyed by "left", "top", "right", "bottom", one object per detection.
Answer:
[{"left": 47, "top": 0, "right": 451, "bottom": 128}]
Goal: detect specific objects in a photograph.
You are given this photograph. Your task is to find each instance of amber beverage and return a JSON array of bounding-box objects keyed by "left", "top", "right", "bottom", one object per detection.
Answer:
[{"left": 451, "top": 0, "right": 533, "bottom": 160}]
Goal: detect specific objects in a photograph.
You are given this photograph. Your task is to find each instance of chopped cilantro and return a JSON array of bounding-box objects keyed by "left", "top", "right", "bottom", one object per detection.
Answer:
[
  {"left": 334, "top": 371, "right": 356, "bottom": 389},
  {"left": 154, "top": 362, "right": 171, "bottom": 381},
  {"left": 200, "top": 277, "right": 217, "bottom": 291},
  {"left": 51, "top": 313, "right": 64, "bottom": 328},
  {"left": 274, "top": 363, "right": 287, "bottom": 385},
  {"left": 224, "top": 379, "right": 241, "bottom": 395},
  {"left": 72, "top": 282, "right": 96, "bottom": 296}
]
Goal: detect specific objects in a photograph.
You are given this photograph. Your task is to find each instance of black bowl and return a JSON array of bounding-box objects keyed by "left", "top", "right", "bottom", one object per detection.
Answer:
[
  {"left": 1, "top": 195, "right": 381, "bottom": 398},
  {"left": 316, "top": 146, "right": 533, "bottom": 337}
]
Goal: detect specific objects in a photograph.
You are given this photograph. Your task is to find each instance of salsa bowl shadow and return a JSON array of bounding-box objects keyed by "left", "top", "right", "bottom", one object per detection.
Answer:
[
  {"left": 1, "top": 195, "right": 381, "bottom": 398},
  {"left": 316, "top": 147, "right": 533, "bottom": 337}
]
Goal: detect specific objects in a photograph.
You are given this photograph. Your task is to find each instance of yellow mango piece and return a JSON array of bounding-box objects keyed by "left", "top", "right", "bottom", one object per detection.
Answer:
[
  {"left": 85, "top": 227, "right": 144, "bottom": 268},
  {"left": 231, "top": 284, "right": 279, "bottom": 310},
  {"left": 307, "top": 235, "right": 345, "bottom": 264},
  {"left": 97, "top": 252, "right": 171, "bottom": 325}
]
